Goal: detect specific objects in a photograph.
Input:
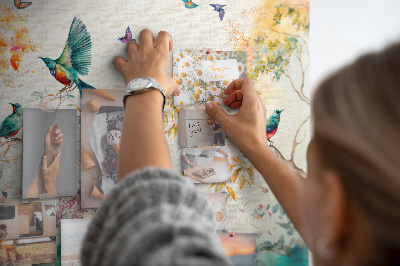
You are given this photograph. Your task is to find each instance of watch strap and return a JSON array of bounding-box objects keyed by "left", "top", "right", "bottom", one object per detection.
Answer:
[{"left": 123, "top": 78, "right": 166, "bottom": 111}]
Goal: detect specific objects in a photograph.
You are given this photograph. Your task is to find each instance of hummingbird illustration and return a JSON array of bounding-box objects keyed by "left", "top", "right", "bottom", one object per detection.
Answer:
[
  {"left": 0, "top": 103, "right": 23, "bottom": 139},
  {"left": 39, "top": 17, "right": 96, "bottom": 96},
  {"left": 210, "top": 4, "right": 226, "bottom": 21},
  {"left": 118, "top": 26, "right": 136, "bottom": 44},
  {"left": 266, "top": 110, "right": 283, "bottom": 145}
]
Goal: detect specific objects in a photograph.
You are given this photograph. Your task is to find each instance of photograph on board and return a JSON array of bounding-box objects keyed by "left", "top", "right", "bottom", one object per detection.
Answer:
[
  {"left": 0, "top": 201, "right": 57, "bottom": 265},
  {"left": 81, "top": 88, "right": 125, "bottom": 208},
  {"left": 173, "top": 49, "right": 247, "bottom": 106},
  {"left": 179, "top": 109, "right": 226, "bottom": 148},
  {"left": 219, "top": 233, "right": 257, "bottom": 266},
  {"left": 22, "top": 108, "right": 77, "bottom": 198},
  {"left": 61, "top": 219, "right": 92, "bottom": 265},
  {"left": 182, "top": 146, "right": 230, "bottom": 183},
  {"left": 206, "top": 193, "right": 227, "bottom": 230}
]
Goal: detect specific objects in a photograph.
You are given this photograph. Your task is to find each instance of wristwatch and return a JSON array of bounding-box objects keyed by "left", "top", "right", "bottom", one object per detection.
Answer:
[{"left": 123, "top": 77, "right": 166, "bottom": 110}]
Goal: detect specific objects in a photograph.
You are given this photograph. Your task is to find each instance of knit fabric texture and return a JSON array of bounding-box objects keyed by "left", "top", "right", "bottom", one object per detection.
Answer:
[{"left": 81, "top": 167, "right": 232, "bottom": 266}]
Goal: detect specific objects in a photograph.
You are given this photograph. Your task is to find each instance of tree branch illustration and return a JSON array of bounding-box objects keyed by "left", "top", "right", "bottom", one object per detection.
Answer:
[
  {"left": 269, "top": 116, "right": 309, "bottom": 178},
  {"left": 0, "top": 138, "right": 22, "bottom": 157}
]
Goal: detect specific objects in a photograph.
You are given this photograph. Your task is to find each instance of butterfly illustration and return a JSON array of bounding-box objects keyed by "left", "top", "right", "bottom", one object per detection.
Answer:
[
  {"left": 14, "top": 0, "right": 32, "bottom": 9},
  {"left": 183, "top": 0, "right": 199, "bottom": 9},
  {"left": 118, "top": 26, "right": 136, "bottom": 44},
  {"left": 210, "top": 4, "right": 226, "bottom": 21}
]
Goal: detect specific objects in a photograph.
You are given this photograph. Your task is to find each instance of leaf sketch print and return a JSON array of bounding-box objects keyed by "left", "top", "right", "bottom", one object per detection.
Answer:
[
  {"left": 0, "top": 5, "right": 38, "bottom": 100},
  {"left": 225, "top": 0, "right": 310, "bottom": 178}
]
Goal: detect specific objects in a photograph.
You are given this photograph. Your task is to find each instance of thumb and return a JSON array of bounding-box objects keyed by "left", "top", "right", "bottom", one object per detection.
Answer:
[
  {"left": 205, "top": 102, "right": 230, "bottom": 127},
  {"left": 42, "top": 156, "right": 48, "bottom": 171}
]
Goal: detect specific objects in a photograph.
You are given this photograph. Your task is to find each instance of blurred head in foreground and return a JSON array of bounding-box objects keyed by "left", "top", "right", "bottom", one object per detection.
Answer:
[{"left": 303, "top": 43, "right": 400, "bottom": 265}]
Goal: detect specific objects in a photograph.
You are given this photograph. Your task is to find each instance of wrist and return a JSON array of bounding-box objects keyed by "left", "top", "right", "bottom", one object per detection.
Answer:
[{"left": 125, "top": 90, "right": 164, "bottom": 109}]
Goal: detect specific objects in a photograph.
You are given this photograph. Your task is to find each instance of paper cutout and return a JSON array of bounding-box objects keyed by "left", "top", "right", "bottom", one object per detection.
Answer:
[
  {"left": 182, "top": 146, "right": 230, "bottom": 183},
  {"left": 81, "top": 89, "right": 124, "bottom": 208},
  {"left": 206, "top": 194, "right": 227, "bottom": 230},
  {"left": 22, "top": 108, "right": 77, "bottom": 198},
  {"left": 219, "top": 233, "right": 257, "bottom": 266},
  {"left": 173, "top": 49, "right": 247, "bottom": 106},
  {"left": 0, "top": 201, "right": 57, "bottom": 264},
  {"left": 179, "top": 109, "right": 226, "bottom": 148},
  {"left": 61, "top": 219, "right": 91, "bottom": 265}
]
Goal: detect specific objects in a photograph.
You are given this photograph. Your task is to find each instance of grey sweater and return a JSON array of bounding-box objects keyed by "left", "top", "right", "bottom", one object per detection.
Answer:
[{"left": 81, "top": 167, "right": 232, "bottom": 266}]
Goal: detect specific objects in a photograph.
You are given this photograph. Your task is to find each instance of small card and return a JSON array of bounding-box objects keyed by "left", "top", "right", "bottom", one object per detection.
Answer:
[
  {"left": 182, "top": 146, "right": 230, "bottom": 183},
  {"left": 179, "top": 109, "right": 226, "bottom": 147},
  {"left": 173, "top": 49, "right": 247, "bottom": 106}
]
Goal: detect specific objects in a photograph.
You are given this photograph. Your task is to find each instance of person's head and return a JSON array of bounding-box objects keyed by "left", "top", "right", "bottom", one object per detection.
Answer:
[
  {"left": 0, "top": 224, "right": 7, "bottom": 230},
  {"left": 302, "top": 43, "right": 400, "bottom": 265},
  {"left": 208, "top": 119, "right": 214, "bottom": 125}
]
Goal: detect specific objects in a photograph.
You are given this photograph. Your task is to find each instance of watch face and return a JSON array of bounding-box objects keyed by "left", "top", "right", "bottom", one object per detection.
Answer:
[{"left": 131, "top": 77, "right": 151, "bottom": 90}]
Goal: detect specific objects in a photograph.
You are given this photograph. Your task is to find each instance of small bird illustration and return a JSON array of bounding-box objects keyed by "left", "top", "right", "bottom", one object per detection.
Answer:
[
  {"left": 39, "top": 17, "right": 96, "bottom": 96},
  {"left": 118, "top": 26, "right": 136, "bottom": 44},
  {"left": 0, "top": 103, "right": 23, "bottom": 139},
  {"left": 266, "top": 110, "right": 283, "bottom": 145},
  {"left": 210, "top": 4, "right": 226, "bottom": 21},
  {"left": 183, "top": 0, "right": 199, "bottom": 9}
]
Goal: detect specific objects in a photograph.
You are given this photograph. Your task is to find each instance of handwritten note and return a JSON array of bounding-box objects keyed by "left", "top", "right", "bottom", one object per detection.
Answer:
[{"left": 198, "top": 59, "right": 239, "bottom": 82}]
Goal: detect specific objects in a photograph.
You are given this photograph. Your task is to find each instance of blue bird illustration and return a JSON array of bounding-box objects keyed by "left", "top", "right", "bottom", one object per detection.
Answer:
[
  {"left": 210, "top": 4, "right": 226, "bottom": 21},
  {"left": 39, "top": 17, "right": 96, "bottom": 96},
  {"left": 183, "top": 0, "right": 199, "bottom": 9},
  {"left": 0, "top": 103, "right": 23, "bottom": 139},
  {"left": 266, "top": 110, "right": 283, "bottom": 145}
]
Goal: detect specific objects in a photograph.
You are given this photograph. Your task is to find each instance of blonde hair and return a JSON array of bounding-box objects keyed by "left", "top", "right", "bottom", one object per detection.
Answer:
[{"left": 312, "top": 43, "right": 400, "bottom": 263}]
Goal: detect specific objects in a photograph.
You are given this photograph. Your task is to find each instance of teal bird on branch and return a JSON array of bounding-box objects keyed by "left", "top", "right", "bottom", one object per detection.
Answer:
[
  {"left": 0, "top": 103, "right": 23, "bottom": 139},
  {"left": 39, "top": 17, "right": 96, "bottom": 96},
  {"left": 266, "top": 110, "right": 283, "bottom": 145}
]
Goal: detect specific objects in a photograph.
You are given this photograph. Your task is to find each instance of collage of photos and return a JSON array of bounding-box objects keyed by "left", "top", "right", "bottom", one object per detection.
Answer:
[
  {"left": 22, "top": 108, "right": 77, "bottom": 199},
  {"left": 0, "top": 202, "right": 57, "bottom": 265}
]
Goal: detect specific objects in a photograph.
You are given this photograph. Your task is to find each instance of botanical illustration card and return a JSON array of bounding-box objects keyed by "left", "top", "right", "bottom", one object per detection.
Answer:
[
  {"left": 61, "top": 219, "right": 92, "bottom": 265},
  {"left": 179, "top": 109, "right": 226, "bottom": 147},
  {"left": 22, "top": 108, "right": 77, "bottom": 199},
  {"left": 206, "top": 193, "right": 226, "bottom": 230},
  {"left": 182, "top": 147, "right": 230, "bottom": 183},
  {"left": 173, "top": 49, "right": 247, "bottom": 106},
  {"left": 81, "top": 89, "right": 124, "bottom": 208},
  {"left": 0, "top": 201, "right": 57, "bottom": 265},
  {"left": 219, "top": 233, "right": 257, "bottom": 266}
]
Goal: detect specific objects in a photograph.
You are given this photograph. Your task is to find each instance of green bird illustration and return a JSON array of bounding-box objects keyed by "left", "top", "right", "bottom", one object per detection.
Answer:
[
  {"left": 0, "top": 103, "right": 23, "bottom": 139},
  {"left": 39, "top": 17, "right": 96, "bottom": 96}
]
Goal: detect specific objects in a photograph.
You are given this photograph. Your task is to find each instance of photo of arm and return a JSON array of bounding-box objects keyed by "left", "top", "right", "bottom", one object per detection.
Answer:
[{"left": 26, "top": 125, "right": 63, "bottom": 198}]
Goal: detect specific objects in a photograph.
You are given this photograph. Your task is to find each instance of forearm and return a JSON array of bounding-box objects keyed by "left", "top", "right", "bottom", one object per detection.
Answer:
[
  {"left": 26, "top": 156, "right": 46, "bottom": 198},
  {"left": 243, "top": 142, "right": 306, "bottom": 241},
  {"left": 118, "top": 91, "right": 172, "bottom": 180}
]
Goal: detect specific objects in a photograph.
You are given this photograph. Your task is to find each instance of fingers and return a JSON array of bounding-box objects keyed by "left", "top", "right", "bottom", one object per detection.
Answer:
[
  {"left": 139, "top": 29, "right": 155, "bottom": 53},
  {"left": 223, "top": 90, "right": 243, "bottom": 109},
  {"left": 171, "top": 85, "right": 182, "bottom": 96},
  {"left": 52, "top": 124, "right": 59, "bottom": 133},
  {"left": 225, "top": 78, "right": 255, "bottom": 96},
  {"left": 155, "top": 31, "right": 173, "bottom": 53},
  {"left": 113, "top": 56, "right": 127, "bottom": 74},
  {"left": 55, "top": 133, "right": 63, "bottom": 141},
  {"left": 126, "top": 40, "right": 140, "bottom": 62},
  {"left": 205, "top": 102, "right": 231, "bottom": 127}
]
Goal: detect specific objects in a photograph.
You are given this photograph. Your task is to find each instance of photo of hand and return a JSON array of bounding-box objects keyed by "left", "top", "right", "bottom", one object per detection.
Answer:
[{"left": 26, "top": 124, "right": 63, "bottom": 198}]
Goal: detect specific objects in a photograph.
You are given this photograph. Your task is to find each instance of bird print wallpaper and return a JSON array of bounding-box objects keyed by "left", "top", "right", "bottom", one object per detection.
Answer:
[{"left": 0, "top": 0, "right": 309, "bottom": 265}]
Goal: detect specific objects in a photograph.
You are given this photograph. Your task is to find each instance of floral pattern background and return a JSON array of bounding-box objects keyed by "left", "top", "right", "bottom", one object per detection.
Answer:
[{"left": 0, "top": 0, "right": 309, "bottom": 265}]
